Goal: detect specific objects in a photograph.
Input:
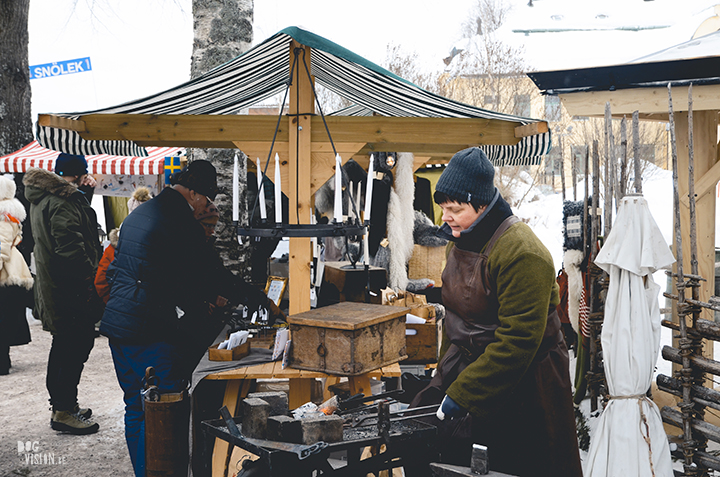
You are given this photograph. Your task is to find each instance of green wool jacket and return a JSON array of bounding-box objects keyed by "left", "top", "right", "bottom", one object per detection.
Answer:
[
  {"left": 442, "top": 210, "right": 560, "bottom": 421},
  {"left": 24, "top": 168, "right": 102, "bottom": 334}
]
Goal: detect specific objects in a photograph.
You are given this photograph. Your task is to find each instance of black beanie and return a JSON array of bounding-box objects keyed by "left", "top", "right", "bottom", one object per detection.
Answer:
[
  {"left": 54, "top": 153, "right": 88, "bottom": 177},
  {"left": 170, "top": 160, "right": 218, "bottom": 200},
  {"left": 435, "top": 147, "right": 496, "bottom": 205}
]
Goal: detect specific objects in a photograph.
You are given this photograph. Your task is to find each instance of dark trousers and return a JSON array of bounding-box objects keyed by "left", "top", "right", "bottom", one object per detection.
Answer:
[
  {"left": 46, "top": 325, "right": 95, "bottom": 411},
  {"left": 109, "top": 340, "right": 187, "bottom": 477}
]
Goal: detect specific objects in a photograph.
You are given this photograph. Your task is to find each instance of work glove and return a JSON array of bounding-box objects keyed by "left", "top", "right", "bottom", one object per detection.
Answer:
[{"left": 436, "top": 395, "right": 466, "bottom": 421}]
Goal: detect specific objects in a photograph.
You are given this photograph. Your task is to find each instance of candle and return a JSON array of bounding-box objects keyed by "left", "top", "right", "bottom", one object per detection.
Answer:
[
  {"left": 232, "top": 152, "right": 239, "bottom": 222},
  {"left": 256, "top": 158, "right": 267, "bottom": 220},
  {"left": 356, "top": 181, "right": 362, "bottom": 223},
  {"left": 334, "top": 153, "right": 342, "bottom": 223},
  {"left": 364, "top": 232, "right": 370, "bottom": 266},
  {"left": 347, "top": 181, "right": 354, "bottom": 221},
  {"left": 274, "top": 153, "right": 282, "bottom": 224},
  {"left": 363, "top": 154, "right": 374, "bottom": 223}
]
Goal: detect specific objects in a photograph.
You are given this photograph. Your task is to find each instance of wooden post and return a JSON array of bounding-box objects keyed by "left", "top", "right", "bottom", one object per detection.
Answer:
[
  {"left": 603, "top": 102, "right": 613, "bottom": 236},
  {"left": 288, "top": 41, "right": 314, "bottom": 315},
  {"left": 572, "top": 147, "right": 578, "bottom": 201},
  {"left": 619, "top": 116, "right": 627, "bottom": 200},
  {"left": 632, "top": 111, "right": 642, "bottom": 194},
  {"left": 559, "top": 133, "right": 566, "bottom": 201},
  {"left": 589, "top": 140, "right": 600, "bottom": 412}
]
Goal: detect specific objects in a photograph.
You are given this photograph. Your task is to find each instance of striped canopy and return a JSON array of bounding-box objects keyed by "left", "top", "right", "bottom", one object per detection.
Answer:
[
  {"left": 0, "top": 140, "right": 183, "bottom": 175},
  {"left": 37, "top": 27, "right": 550, "bottom": 166}
]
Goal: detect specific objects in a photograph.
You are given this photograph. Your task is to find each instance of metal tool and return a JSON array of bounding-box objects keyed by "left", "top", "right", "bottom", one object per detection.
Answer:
[
  {"left": 346, "top": 403, "right": 440, "bottom": 428},
  {"left": 337, "top": 389, "right": 406, "bottom": 412},
  {"left": 218, "top": 406, "right": 327, "bottom": 460}
]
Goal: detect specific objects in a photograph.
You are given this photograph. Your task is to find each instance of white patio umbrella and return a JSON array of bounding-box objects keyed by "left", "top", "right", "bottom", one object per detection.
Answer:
[{"left": 584, "top": 195, "right": 675, "bottom": 477}]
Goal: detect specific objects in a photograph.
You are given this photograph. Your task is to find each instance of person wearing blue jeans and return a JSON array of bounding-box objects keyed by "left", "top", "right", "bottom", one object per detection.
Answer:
[{"left": 109, "top": 341, "right": 186, "bottom": 474}]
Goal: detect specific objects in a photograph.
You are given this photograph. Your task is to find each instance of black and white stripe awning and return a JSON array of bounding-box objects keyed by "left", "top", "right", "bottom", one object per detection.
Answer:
[{"left": 37, "top": 27, "right": 550, "bottom": 166}]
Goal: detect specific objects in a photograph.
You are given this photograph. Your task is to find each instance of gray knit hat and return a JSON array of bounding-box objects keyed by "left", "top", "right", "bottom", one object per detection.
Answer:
[{"left": 435, "top": 147, "right": 496, "bottom": 205}]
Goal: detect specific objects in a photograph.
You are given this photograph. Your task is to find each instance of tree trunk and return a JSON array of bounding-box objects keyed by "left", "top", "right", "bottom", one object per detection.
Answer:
[
  {"left": 190, "top": 0, "right": 253, "bottom": 275},
  {"left": 1, "top": 0, "right": 34, "bottom": 264},
  {"left": 0, "top": 0, "right": 33, "bottom": 156}
]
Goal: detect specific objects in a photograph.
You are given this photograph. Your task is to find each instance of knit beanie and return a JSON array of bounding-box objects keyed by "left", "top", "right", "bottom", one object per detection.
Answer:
[
  {"left": 127, "top": 186, "right": 152, "bottom": 213},
  {"left": 435, "top": 147, "right": 496, "bottom": 205},
  {"left": 54, "top": 153, "right": 88, "bottom": 177}
]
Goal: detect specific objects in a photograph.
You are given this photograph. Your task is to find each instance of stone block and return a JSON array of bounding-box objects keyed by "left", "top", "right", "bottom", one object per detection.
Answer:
[
  {"left": 247, "top": 391, "right": 289, "bottom": 416},
  {"left": 241, "top": 398, "right": 270, "bottom": 439},
  {"left": 470, "top": 444, "right": 488, "bottom": 475},
  {"left": 266, "top": 415, "right": 302, "bottom": 443},
  {"left": 298, "top": 414, "right": 344, "bottom": 444}
]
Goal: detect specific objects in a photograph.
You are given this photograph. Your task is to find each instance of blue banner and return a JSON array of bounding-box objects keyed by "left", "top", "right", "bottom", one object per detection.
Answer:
[{"left": 30, "top": 57, "right": 92, "bottom": 80}]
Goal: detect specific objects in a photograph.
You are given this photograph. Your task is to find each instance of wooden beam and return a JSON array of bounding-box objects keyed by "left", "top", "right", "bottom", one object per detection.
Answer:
[
  {"left": 38, "top": 114, "right": 86, "bottom": 132},
  {"left": 288, "top": 41, "right": 313, "bottom": 315},
  {"left": 515, "top": 120, "right": 549, "bottom": 138},
  {"left": 70, "top": 114, "right": 526, "bottom": 149},
  {"left": 559, "top": 84, "right": 720, "bottom": 117},
  {"left": 680, "top": 155, "right": 720, "bottom": 207}
]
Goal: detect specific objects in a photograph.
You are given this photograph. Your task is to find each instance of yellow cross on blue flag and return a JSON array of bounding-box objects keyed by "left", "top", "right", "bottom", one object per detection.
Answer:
[{"left": 164, "top": 156, "right": 183, "bottom": 185}]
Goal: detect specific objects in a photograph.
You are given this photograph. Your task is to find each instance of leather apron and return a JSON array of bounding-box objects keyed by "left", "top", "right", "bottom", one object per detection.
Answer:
[{"left": 410, "top": 216, "right": 582, "bottom": 476}]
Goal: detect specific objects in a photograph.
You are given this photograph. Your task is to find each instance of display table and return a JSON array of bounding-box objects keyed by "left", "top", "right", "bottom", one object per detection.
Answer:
[{"left": 202, "top": 361, "right": 402, "bottom": 477}]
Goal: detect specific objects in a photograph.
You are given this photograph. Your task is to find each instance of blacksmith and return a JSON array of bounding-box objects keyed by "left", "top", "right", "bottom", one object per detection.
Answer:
[{"left": 409, "top": 147, "right": 582, "bottom": 476}]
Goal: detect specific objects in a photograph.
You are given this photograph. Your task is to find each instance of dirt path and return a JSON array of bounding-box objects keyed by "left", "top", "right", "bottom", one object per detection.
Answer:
[{"left": 0, "top": 314, "right": 133, "bottom": 477}]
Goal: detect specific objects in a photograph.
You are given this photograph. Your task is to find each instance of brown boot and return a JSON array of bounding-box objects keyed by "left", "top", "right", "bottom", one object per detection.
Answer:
[{"left": 51, "top": 410, "right": 99, "bottom": 435}]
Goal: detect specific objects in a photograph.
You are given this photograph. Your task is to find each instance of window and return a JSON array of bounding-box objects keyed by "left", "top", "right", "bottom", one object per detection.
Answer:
[
  {"left": 545, "top": 95, "right": 561, "bottom": 122},
  {"left": 513, "top": 94, "right": 531, "bottom": 118}
]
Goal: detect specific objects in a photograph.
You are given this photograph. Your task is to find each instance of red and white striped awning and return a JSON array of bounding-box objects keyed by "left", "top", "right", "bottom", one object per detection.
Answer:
[{"left": 0, "top": 141, "right": 184, "bottom": 175}]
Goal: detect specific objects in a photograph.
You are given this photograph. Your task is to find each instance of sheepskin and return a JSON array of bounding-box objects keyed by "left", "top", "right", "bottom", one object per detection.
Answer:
[
  {"left": 563, "top": 249, "right": 584, "bottom": 335},
  {"left": 386, "top": 152, "right": 415, "bottom": 290}
]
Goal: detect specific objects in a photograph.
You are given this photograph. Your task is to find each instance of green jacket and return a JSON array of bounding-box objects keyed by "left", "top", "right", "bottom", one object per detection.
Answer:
[
  {"left": 24, "top": 168, "right": 102, "bottom": 333},
  {"left": 439, "top": 197, "right": 559, "bottom": 421}
]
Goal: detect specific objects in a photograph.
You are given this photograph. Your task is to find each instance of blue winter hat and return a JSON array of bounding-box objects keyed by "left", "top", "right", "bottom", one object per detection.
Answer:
[
  {"left": 435, "top": 147, "right": 496, "bottom": 205},
  {"left": 54, "top": 153, "right": 88, "bottom": 177}
]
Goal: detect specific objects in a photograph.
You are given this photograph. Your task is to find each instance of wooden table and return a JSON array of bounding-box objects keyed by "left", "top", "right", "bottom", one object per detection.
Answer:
[{"left": 203, "top": 361, "right": 402, "bottom": 477}]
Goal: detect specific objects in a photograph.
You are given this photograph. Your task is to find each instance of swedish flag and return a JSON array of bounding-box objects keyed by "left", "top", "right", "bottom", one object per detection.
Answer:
[{"left": 164, "top": 156, "right": 183, "bottom": 185}]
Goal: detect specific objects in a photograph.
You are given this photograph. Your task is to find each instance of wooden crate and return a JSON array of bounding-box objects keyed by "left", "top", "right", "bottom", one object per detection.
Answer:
[
  {"left": 287, "top": 302, "right": 409, "bottom": 376},
  {"left": 322, "top": 261, "right": 387, "bottom": 304},
  {"left": 405, "top": 321, "right": 438, "bottom": 364},
  {"left": 208, "top": 340, "right": 250, "bottom": 361}
]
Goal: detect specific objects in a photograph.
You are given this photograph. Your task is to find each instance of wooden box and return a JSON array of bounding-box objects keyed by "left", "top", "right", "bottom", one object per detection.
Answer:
[
  {"left": 321, "top": 261, "right": 387, "bottom": 305},
  {"left": 208, "top": 340, "right": 250, "bottom": 361},
  {"left": 287, "top": 302, "right": 409, "bottom": 376},
  {"left": 405, "top": 320, "right": 439, "bottom": 364}
]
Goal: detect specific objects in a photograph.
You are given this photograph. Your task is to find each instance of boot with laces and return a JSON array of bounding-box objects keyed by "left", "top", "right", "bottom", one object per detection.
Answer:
[
  {"left": 72, "top": 404, "right": 92, "bottom": 420},
  {"left": 50, "top": 410, "right": 99, "bottom": 435}
]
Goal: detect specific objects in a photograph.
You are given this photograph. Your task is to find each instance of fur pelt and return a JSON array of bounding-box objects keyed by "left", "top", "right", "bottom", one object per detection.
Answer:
[
  {"left": 563, "top": 249, "right": 584, "bottom": 335},
  {"left": 413, "top": 211, "right": 447, "bottom": 247},
  {"left": 386, "top": 153, "right": 415, "bottom": 290},
  {"left": 23, "top": 168, "right": 77, "bottom": 199}
]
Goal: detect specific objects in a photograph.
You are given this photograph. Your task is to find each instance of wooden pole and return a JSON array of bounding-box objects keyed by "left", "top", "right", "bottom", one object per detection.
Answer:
[
  {"left": 589, "top": 140, "right": 601, "bottom": 412},
  {"left": 572, "top": 147, "right": 578, "bottom": 201},
  {"left": 632, "top": 111, "right": 642, "bottom": 194},
  {"left": 288, "top": 42, "right": 314, "bottom": 315},
  {"left": 603, "top": 102, "right": 613, "bottom": 237},
  {"left": 559, "top": 133, "right": 566, "bottom": 201},
  {"left": 583, "top": 145, "right": 589, "bottom": 260},
  {"left": 669, "top": 82, "right": 695, "bottom": 472},
  {"left": 619, "top": 116, "right": 627, "bottom": 200}
]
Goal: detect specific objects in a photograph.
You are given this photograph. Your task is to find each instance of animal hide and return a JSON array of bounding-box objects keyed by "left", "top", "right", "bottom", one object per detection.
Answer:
[
  {"left": 386, "top": 153, "right": 415, "bottom": 290},
  {"left": 563, "top": 249, "right": 584, "bottom": 335}
]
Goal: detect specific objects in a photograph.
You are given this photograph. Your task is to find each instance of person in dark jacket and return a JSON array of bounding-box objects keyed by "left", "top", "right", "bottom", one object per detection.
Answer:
[
  {"left": 0, "top": 175, "right": 33, "bottom": 375},
  {"left": 408, "top": 147, "right": 582, "bottom": 476},
  {"left": 24, "top": 154, "right": 103, "bottom": 435},
  {"left": 100, "top": 160, "right": 281, "bottom": 477}
]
